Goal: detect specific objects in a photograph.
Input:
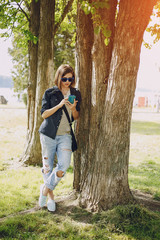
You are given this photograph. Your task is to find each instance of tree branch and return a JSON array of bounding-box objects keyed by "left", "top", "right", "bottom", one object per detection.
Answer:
[
  {"left": 54, "top": 0, "right": 74, "bottom": 34},
  {"left": 16, "top": 1, "right": 30, "bottom": 22}
]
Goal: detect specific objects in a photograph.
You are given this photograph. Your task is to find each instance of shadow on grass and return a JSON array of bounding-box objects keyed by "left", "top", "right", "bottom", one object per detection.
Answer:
[
  {"left": 129, "top": 160, "right": 160, "bottom": 200},
  {"left": 0, "top": 203, "right": 160, "bottom": 240},
  {"left": 131, "top": 121, "right": 160, "bottom": 135}
]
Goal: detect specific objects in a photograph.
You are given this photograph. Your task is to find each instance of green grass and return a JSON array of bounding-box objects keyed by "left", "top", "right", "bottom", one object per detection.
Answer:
[
  {"left": 0, "top": 167, "right": 41, "bottom": 218},
  {"left": 0, "top": 167, "right": 73, "bottom": 218},
  {"left": 129, "top": 161, "right": 160, "bottom": 199},
  {"left": 129, "top": 118, "right": 160, "bottom": 200},
  {"left": 0, "top": 107, "right": 160, "bottom": 239},
  {"left": 0, "top": 205, "right": 160, "bottom": 240},
  {"left": 131, "top": 120, "right": 160, "bottom": 135}
]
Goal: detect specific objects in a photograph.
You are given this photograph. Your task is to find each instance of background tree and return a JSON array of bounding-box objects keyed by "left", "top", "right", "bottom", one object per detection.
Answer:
[
  {"left": 0, "top": 0, "right": 75, "bottom": 164},
  {"left": 74, "top": 0, "right": 158, "bottom": 210},
  {"left": 54, "top": 0, "right": 76, "bottom": 69},
  {"left": 22, "top": 0, "right": 76, "bottom": 165},
  {"left": 7, "top": 2, "right": 76, "bottom": 96},
  {"left": 8, "top": 32, "right": 29, "bottom": 104},
  {"left": 146, "top": 1, "right": 160, "bottom": 44}
]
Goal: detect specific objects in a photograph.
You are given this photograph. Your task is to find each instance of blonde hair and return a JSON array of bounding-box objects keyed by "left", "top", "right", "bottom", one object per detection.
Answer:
[{"left": 54, "top": 64, "right": 76, "bottom": 89}]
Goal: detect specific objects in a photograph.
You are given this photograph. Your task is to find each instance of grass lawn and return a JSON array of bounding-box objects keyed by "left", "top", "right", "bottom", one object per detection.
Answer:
[
  {"left": 0, "top": 105, "right": 160, "bottom": 240},
  {"left": 129, "top": 110, "right": 160, "bottom": 200}
]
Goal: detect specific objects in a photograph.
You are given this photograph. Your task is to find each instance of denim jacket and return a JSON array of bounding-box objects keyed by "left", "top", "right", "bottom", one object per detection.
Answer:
[{"left": 39, "top": 86, "right": 81, "bottom": 139}]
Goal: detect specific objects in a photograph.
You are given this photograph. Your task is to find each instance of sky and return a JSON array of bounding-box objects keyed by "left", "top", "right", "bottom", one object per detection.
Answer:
[
  {"left": 0, "top": 26, "right": 160, "bottom": 92},
  {"left": 136, "top": 31, "right": 160, "bottom": 91},
  {"left": 0, "top": 36, "right": 13, "bottom": 77}
]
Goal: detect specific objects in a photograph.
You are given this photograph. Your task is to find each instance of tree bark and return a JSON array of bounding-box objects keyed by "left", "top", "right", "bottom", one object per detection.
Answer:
[
  {"left": 74, "top": 0, "right": 117, "bottom": 191},
  {"left": 21, "top": 0, "right": 40, "bottom": 164},
  {"left": 22, "top": 0, "right": 55, "bottom": 165},
  {"left": 21, "top": 0, "right": 75, "bottom": 165},
  {"left": 25, "top": 0, "right": 40, "bottom": 154},
  {"left": 74, "top": 5, "right": 94, "bottom": 190},
  {"left": 75, "top": 0, "right": 157, "bottom": 210}
]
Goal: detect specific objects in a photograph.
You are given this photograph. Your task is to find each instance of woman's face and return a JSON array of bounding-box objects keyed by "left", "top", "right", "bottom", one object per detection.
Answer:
[{"left": 61, "top": 72, "right": 73, "bottom": 89}]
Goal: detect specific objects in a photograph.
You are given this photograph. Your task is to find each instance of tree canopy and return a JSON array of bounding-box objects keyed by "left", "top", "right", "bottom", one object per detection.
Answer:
[
  {"left": 0, "top": 0, "right": 76, "bottom": 93},
  {"left": 0, "top": 0, "right": 160, "bottom": 94}
]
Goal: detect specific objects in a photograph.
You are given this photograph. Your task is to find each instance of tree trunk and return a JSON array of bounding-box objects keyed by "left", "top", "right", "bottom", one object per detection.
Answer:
[
  {"left": 75, "top": 0, "right": 157, "bottom": 210},
  {"left": 74, "top": 0, "right": 117, "bottom": 190},
  {"left": 73, "top": 5, "right": 94, "bottom": 191},
  {"left": 22, "top": 0, "right": 55, "bottom": 165},
  {"left": 22, "top": 0, "right": 40, "bottom": 162}
]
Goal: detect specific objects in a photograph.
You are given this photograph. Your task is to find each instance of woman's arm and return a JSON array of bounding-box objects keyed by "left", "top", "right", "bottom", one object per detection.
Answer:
[
  {"left": 66, "top": 99, "right": 80, "bottom": 120},
  {"left": 42, "top": 98, "right": 68, "bottom": 119},
  {"left": 71, "top": 108, "right": 79, "bottom": 120}
]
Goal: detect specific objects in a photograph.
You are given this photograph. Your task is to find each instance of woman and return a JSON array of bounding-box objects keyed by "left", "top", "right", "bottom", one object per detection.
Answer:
[{"left": 38, "top": 64, "right": 81, "bottom": 212}]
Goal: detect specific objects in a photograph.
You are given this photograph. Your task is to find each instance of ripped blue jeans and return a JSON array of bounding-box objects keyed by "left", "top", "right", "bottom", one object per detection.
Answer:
[{"left": 40, "top": 133, "right": 72, "bottom": 191}]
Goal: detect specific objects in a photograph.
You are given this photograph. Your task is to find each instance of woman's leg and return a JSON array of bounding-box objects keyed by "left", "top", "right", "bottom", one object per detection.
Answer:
[
  {"left": 47, "top": 134, "right": 72, "bottom": 190},
  {"left": 40, "top": 134, "right": 57, "bottom": 193},
  {"left": 42, "top": 187, "right": 54, "bottom": 199}
]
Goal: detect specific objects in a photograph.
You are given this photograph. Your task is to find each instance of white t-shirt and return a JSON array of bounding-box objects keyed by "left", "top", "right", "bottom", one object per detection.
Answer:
[{"left": 56, "top": 90, "right": 72, "bottom": 136}]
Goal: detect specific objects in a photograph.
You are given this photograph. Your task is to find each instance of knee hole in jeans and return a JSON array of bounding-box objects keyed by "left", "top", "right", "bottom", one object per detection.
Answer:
[{"left": 56, "top": 170, "right": 64, "bottom": 178}]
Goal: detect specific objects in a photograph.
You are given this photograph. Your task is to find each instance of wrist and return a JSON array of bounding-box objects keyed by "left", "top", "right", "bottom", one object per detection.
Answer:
[
  {"left": 72, "top": 107, "right": 76, "bottom": 113},
  {"left": 58, "top": 103, "right": 62, "bottom": 109}
]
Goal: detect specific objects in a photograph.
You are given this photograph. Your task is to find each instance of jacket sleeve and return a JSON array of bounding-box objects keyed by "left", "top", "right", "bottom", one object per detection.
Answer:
[
  {"left": 40, "top": 90, "right": 50, "bottom": 115},
  {"left": 75, "top": 90, "right": 82, "bottom": 112}
]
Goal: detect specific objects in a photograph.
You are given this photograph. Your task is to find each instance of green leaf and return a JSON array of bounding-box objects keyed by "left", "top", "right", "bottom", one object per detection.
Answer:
[
  {"left": 33, "top": 36, "right": 38, "bottom": 44},
  {"left": 83, "top": 6, "right": 91, "bottom": 15},
  {"left": 94, "top": 25, "right": 101, "bottom": 35},
  {"left": 81, "top": 1, "right": 91, "bottom": 15},
  {"left": 91, "top": 7, "right": 96, "bottom": 15},
  {"left": 104, "top": 38, "right": 110, "bottom": 46},
  {"left": 103, "top": 29, "right": 111, "bottom": 38},
  {"left": 93, "top": 2, "right": 110, "bottom": 9}
]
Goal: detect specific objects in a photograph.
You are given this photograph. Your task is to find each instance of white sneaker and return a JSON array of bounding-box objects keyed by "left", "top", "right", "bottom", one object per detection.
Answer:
[
  {"left": 47, "top": 199, "right": 56, "bottom": 212},
  {"left": 39, "top": 184, "right": 47, "bottom": 207}
]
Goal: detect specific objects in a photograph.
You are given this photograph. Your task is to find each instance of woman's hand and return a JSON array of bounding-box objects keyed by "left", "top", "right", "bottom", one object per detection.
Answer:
[
  {"left": 66, "top": 99, "right": 78, "bottom": 112},
  {"left": 66, "top": 99, "right": 79, "bottom": 120},
  {"left": 58, "top": 98, "right": 69, "bottom": 108}
]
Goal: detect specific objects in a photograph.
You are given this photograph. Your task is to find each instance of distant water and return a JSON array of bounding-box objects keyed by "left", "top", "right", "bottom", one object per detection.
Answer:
[{"left": 0, "top": 88, "right": 20, "bottom": 104}]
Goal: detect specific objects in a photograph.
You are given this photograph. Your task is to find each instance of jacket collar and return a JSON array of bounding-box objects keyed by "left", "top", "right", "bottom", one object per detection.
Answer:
[
  {"left": 52, "top": 86, "right": 60, "bottom": 92},
  {"left": 51, "top": 86, "right": 74, "bottom": 95},
  {"left": 50, "top": 86, "right": 61, "bottom": 95}
]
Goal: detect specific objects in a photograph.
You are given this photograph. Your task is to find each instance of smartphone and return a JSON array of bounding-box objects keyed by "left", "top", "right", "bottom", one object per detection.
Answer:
[{"left": 68, "top": 95, "right": 76, "bottom": 104}]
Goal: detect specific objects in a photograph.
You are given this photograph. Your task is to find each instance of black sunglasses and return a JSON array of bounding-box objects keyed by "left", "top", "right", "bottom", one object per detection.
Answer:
[{"left": 61, "top": 77, "right": 74, "bottom": 82}]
